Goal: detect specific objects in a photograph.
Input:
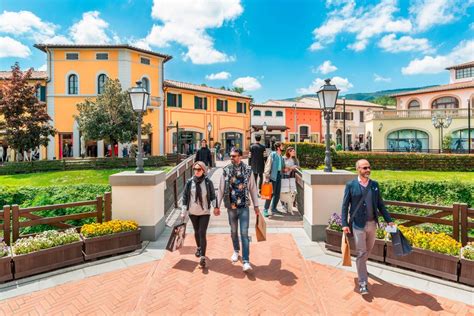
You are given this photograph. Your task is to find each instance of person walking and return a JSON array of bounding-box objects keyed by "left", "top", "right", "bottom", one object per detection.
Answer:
[
  {"left": 249, "top": 135, "right": 266, "bottom": 192},
  {"left": 263, "top": 142, "right": 285, "bottom": 217},
  {"left": 181, "top": 161, "right": 216, "bottom": 268},
  {"left": 281, "top": 146, "right": 299, "bottom": 212},
  {"left": 341, "top": 159, "right": 395, "bottom": 295},
  {"left": 215, "top": 148, "right": 259, "bottom": 272},
  {"left": 195, "top": 139, "right": 212, "bottom": 167}
]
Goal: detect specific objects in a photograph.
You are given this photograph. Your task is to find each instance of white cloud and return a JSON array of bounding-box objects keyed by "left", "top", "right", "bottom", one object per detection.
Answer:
[
  {"left": 0, "top": 10, "right": 56, "bottom": 37},
  {"left": 402, "top": 40, "right": 474, "bottom": 75},
  {"left": 69, "top": 11, "right": 111, "bottom": 44},
  {"left": 409, "top": 0, "right": 474, "bottom": 32},
  {"left": 316, "top": 60, "right": 338, "bottom": 74},
  {"left": 297, "top": 76, "right": 353, "bottom": 95},
  {"left": 378, "top": 34, "right": 432, "bottom": 53},
  {"left": 310, "top": 0, "right": 412, "bottom": 52},
  {"left": 37, "top": 64, "right": 47, "bottom": 71},
  {"left": 0, "top": 36, "right": 31, "bottom": 58},
  {"left": 232, "top": 76, "right": 261, "bottom": 91},
  {"left": 143, "top": 0, "right": 243, "bottom": 64},
  {"left": 374, "top": 73, "right": 391, "bottom": 82},
  {"left": 206, "top": 71, "right": 231, "bottom": 80}
]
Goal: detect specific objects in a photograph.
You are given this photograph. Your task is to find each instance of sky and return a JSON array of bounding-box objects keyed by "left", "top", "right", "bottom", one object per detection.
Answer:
[{"left": 0, "top": 0, "right": 473, "bottom": 102}]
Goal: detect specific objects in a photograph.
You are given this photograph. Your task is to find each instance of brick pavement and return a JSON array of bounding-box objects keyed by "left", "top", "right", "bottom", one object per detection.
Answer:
[{"left": 1, "top": 234, "right": 472, "bottom": 315}]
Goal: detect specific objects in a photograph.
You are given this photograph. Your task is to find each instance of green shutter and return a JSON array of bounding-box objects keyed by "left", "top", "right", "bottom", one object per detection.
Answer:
[
  {"left": 204, "top": 97, "right": 208, "bottom": 110},
  {"left": 166, "top": 93, "right": 171, "bottom": 107},
  {"left": 194, "top": 96, "right": 199, "bottom": 109},
  {"left": 225, "top": 100, "right": 228, "bottom": 112},
  {"left": 40, "top": 86, "right": 46, "bottom": 102},
  {"left": 244, "top": 103, "right": 247, "bottom": 114},
  {"left": 178, "top": 94, "right": 182, "bottom": 107}
]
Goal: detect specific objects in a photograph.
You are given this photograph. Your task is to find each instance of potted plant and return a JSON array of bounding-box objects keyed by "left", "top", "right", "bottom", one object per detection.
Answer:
[
  {"left": 12, "top": 229, "right": 83, "bottom": 279},
  {"left": 81, "top": 220, "right": 141, "bottom": 260},
  {"left": 0, "top": 241, "right": 13, "bottom": 282},
  {"left": 386, "top": 226, "right": 461, "bottom": 281},
  {"left": 460, "top": 242, "right": 474, "bottom": 286}
]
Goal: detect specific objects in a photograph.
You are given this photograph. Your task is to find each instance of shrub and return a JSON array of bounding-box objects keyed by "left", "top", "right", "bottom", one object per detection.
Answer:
[
  {"left": 81, "top": 220, "right": 138, "bottom": 238},
  {"left": 461, "top": 242, "right": 474, "bottom": 261},
  {"left": 12, "top": 228, "right": 80, "bottom": 255},
  {"left": 0, "top": 241, "right": 8, "bottom": 257},
  {"left": 398, "top": 225, "right": 461, "bottom": 256},
  {"left": 283, "top": 142, "right": 335, "bottom": 169},
  {"left": 327, "top": 212, "right": 386, "bottom": 239}
]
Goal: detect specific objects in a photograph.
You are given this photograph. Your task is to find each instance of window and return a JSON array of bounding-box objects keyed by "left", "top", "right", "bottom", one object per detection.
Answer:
[
  {"left": 194, "top": 96, "right": 207, "bottom": 110},
  {"left": 432, "top": 97, "right": 459, "bottom": 109},
  {"left": 387, "top": 129, "right": 429, "bottom": 152},
  {"left": 336, "top": 129, "right": 342, "bottom": 145},
  {"left": 265, "top": 110, "right": 272, "bottom": 117},
  {"left": 299, "top": 126, "right": 309, "bottom": 142},
  {"left": 455, "top": 67, "right": 474, "bottom": 79},
  {"left": 451, "top": 128, "right": 474, "bottom": 152},
  {"left": 167, "top": 92, "right": 182, "bottom": 107},
  {"left": 334, "top": 112, "right": 353, "bottom": 120},
  {"left": 36, "top": 86, "right": 46, "bottom": 102},
  {"left": 360, "top": 111, "right": 364, "bottom": 122},
  {"left": 276, "top": 111, "right": 283, "bottom": 117},
  {"left": 140, "top": 57, "right": 150, "bottom": 65},
  {"left": 237, "top": 102, "right": 246, "bottom": 113},
  {"left": 217, "top": 99, "right": 228, "bottom": 111},
  {"left": 68, "top": 74, "right": 78, "bottom": 95},
  {"left": 408, "top": 100, "right": 420, "bottom": 110},
  {"left": 254, "top": 110, "right": 261, "bottom": 116},
  {"left": 96, "top": 53, "right": 108, "bottom": 60},
  {"left": 66, "top": 53, "right": 79, "bottom": 60},
  {"left": 97, "top": 74, "right": 107, "bottom": 94}
]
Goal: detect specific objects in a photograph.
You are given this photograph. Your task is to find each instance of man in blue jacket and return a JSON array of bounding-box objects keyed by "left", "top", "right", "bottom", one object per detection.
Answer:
[
  {"left": 341, "top": 159, "right": 395, "bottom": 296},
  {"left": 263, "top": 142, "right": 285, "bottom": 217}
]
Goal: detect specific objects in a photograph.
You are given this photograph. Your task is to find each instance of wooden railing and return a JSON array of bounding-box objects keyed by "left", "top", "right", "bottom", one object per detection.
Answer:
[
  {"left": 295, "top": 170, "right": 304, "bottom": 216},
  {"left": 385, "top": 200, "right": 473, "bottom": 245},
  {"left": 164, "top": 155, "right": 195, "bottom": 214},
  {"left": 1, "top": 193, "right": 111, "bottom": 245}
]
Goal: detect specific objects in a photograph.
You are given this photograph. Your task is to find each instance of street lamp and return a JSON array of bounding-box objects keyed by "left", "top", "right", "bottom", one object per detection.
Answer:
[
  {"left": 432, "top": 112, "right": 452, "bottom": 153},
  {"left": 317, "top": 79, "right": 339, "bottom": 172},
  {"left": 263, "top": 121, "right": 268, "bottom": 148},
  {"left": 207, "top": 122, "right": 212, "bottom": 146},
  {"left": 128, "top": 80, "right": 150, "bottom": 174}
]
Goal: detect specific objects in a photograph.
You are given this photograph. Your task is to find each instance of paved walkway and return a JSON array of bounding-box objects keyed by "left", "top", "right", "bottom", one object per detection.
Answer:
[{"left": 1, "top": 234, "right": 472, "bottom": 315}]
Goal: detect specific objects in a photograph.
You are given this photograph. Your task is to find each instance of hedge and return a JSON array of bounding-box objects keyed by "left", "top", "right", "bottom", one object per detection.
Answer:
[
  {"left": 0, "top": 156, "right": 170, "bottom": 175},
  {"left": 283, "top": 143, "right": 335, "bottom": 169}
]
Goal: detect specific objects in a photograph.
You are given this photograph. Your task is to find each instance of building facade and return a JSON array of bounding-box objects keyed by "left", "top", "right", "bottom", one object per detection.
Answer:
[{"left": 366, "top": 61, "right": 474, "bottom": 152}]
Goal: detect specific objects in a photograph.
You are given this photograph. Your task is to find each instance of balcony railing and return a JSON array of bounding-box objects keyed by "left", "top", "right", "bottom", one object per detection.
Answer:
[{"left": 367, "top": 108, "right": 472, "bottom": 120}]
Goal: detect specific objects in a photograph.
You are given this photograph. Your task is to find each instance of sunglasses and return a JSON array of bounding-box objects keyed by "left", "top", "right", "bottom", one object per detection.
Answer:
[
  {"left": 362, "top": 166, "right": 371, "bottom": 170},
  {"left": 230, "top": 155, "right": 239, "bottom": 158},
  {"left": 193, "top": 168, "right": 203, "bottom": 172}
]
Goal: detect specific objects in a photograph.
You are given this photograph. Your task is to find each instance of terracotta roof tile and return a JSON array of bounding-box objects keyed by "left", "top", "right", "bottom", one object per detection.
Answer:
[
  {"left": 391, "top": 80, "right": 474, "bottom": 97},
  {"left": 446, "top": 60, "right": 474, "bottom": 70},
  {"left": 0, "top": 70, "right": 47, "bottom": 80},
  {"left": 164, "top": 79, "right": 252, "bottom": 99}
]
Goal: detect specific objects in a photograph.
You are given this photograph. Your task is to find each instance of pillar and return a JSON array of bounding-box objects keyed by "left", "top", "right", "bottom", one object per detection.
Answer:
[
  {"left": 73, "top": 121, "right": 80, "bottom": 158},
  {"left": 97, "top": 140, "right": 104, "bottom": 157}
]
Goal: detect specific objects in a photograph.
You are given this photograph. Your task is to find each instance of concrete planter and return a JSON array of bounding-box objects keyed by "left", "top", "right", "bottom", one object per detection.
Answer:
[
  {"left": 82, "top": 229, "right": 141, "bottom": 261},
  {"left": 13, "top": 241, "right": 84, "bottom": 279},
  {"left": 459, "top": 258, "right": 474, "bottom": 286},
  {"left": 386, "top": 243, "right": 459, "bottom": 281},
  {"left": 325, "top": 229, "right": 385, "bottom": 262},
  {"left": 0, "top": 251, "right": 13, "bottom": 283}
]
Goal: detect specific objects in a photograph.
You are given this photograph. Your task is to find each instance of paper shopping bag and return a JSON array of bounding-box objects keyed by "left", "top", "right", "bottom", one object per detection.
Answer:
[
  {"left": 255, "top": 212, "right": 267, "bottom": 242},
  {"left": 341, "top": 232, "right": 352, "bottom": 267},
  {"left": 261, "top": 182, "right": 273, "bottom": 200},
  {"left": 166, "top": 222, "right": 187, "bottom": 252}
]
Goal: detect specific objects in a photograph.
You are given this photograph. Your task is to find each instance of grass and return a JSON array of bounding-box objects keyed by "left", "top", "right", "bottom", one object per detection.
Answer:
[
  {"left": 370, "top": 170, "right": 474, "bottom": 183},
  {"left": 0, "top": 166, "right": 172, "bottom": 187}
]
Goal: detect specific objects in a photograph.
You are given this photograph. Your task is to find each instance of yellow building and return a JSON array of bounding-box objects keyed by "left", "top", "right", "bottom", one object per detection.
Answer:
[
  {"left": 34, "top": 44, "right": 172, "bottom": 159},
  {"left": 164, "top": 80, "right": 252, "bottom": 155}
]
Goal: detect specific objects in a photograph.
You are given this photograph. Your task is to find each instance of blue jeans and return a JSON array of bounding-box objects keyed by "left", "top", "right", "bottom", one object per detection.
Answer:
[
  {"left": 264, "top": 172, "right": 281, "bottom": 211},
  {"left": 227, "top": 207, "right": 250, "bottom": 262}
]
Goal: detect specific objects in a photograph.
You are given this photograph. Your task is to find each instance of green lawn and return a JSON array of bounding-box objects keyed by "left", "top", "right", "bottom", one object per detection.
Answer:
[
  {"left": 371, "top": 170, "right": 474, "bottom": 183},
  {"left": 0, "top": 166, "right": 172, "bottom": 186}
]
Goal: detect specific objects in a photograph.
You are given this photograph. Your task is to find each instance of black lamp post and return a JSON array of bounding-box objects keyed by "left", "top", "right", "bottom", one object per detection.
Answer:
[
  {"left": 432, "top": 112, "right": 452, "bottom": 153},
  {"left": 263, "top": 121, "right": 268, "bottom": 148},
  {"left": 128, "top": 81, "right": 150, "bottom": 174},
  {"left": 317, "top": 79, "right": 339, "bottom": 172}
]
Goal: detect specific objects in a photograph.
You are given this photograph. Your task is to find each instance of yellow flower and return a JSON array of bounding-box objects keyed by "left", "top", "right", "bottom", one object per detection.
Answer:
[{"left": 81, "top": 220, "right": 138, "bottom": 238}]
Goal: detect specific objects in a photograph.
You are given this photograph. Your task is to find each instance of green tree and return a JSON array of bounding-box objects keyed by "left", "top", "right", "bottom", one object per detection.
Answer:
[
  {"left": 231, "top": 86, "right": 245, "bottom": 94},
  {"left": 75, "top": 79, "right": 151, "bottom": 157},
  {"left": 0, "top": 63, "right": 56, "bottom": 160},
  {"left": 370, "top": 95, "right": 396, "bottom": 107},
  {"left": 442, "top": 134, "right": 453, "bottom": 152}
]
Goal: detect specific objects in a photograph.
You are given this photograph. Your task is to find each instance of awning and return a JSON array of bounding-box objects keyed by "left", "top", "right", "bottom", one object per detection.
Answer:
[{"left": 252, "top": 125, "right": 288, "bottom": 131}]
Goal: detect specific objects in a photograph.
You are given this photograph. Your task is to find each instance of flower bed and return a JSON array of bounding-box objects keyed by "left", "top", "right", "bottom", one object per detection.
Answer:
[
  {"left": 12, "top": 229, "right": 83, "bottom": 279},
  {"left": 0, "top": 241, "right": 13, "bottom": 282},
  {"left": 81, "top": 220, "right": 141, "bottom": 260},
  {"left": 460, "top": 242, "right": 474, "bottom": 286}
]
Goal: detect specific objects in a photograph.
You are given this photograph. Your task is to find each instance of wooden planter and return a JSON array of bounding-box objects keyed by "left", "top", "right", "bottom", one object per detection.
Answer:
[
  {"left": 13, "top": 241, "right": 84, "bottom": 279},
  {"left": 0, "top": 252, "right": 13, "bottom": 283},
  {"left": 325, "top": 229, "right": 385, "bottom": 262},
  {"left": 82, "top": 229, "right": 141, "bottom": 261},
  {"left": 459, "top": 258, "right": 474, "bottom": 286},
  {"left": 386, "top": 243, "right": 459, "bottom": 281}
]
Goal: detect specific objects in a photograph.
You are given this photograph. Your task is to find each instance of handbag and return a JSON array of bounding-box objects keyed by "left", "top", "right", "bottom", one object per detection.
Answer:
[
  {"left": 347, "top": 185, "right": 370, "bottom": 236},
  {"left": 341, "top": 232, "right": 352, "bottom": 267},
  {"left": 166, "top": 221, "right": 187, "bottom": 252},
  {"left": 165, "top": 208, "right": 182, "bottom": 228},
  {"left": 255, "top": 211, "right": 267, "bottom": 242},
  {"left": 390, "top": 230, "right": 412, "bottom": 256},
  {"left": 261, "top": 182, "right": 273, "bottom": 200}
]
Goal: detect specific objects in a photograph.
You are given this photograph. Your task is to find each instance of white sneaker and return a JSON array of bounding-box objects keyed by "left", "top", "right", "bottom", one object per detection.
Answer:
[
  {"left": 231, "top": 251, "right": 239, "bottom": 262},
  {"left": 243, "top": 262, "right": 252, "bottom": 272}
]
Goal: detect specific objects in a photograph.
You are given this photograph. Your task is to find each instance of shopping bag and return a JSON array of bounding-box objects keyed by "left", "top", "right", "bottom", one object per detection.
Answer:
[
  {"left": 341, "top": 232, "right": 352, "bottom": 267},
  {"left": 261, "top": 182, "right": 273, "bottom": 200},
  {"left": 165, "top": 208, "right": 182, "bottom": 228},
  {"left": 255, "top": 212, "right": 267, "bottom": 242},
  {"left": 390, "top": 230, "right": 412, "bottom": 256},
  {"left": 281, "top": 178, "right": 297, "bottom": 193},
  {"left": 166, "top": 222, "right": 187, "bottom": 252}
]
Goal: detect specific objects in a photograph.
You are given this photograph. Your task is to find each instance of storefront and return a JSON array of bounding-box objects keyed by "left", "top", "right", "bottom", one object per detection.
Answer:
[
  {"left": 387, "top": 129, "right": 429, "bottom": 152},
  {"left": 221, "top": 132, "right": 243, "bottom": 154},
  {"left": 172, "top": 131, "right": 203, "bottom": 154}
]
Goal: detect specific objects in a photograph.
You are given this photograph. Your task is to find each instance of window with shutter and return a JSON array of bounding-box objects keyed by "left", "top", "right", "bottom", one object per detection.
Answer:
[{"left": 167, "top": 93, "right": 177, "bottom": 107}]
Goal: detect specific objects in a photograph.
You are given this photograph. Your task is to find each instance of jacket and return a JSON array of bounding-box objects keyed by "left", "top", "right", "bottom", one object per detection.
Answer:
[
  {"left": 264, "top": 151, "right": 285, "bottom": 182},
  {"left": 249, "top": 143, "right": 266, "bottom": 174},
  {"left": 195, "top": 147, "right": 212, "bottom": 167},
  {"left": 217, "top": 162, "right": 259, "bottom": 209},
  {"left": 341, "top": 178, "right": 393, "bottom": 229},
  {"left": 182, "top": 177, "right": 216, "bottom": 211}
]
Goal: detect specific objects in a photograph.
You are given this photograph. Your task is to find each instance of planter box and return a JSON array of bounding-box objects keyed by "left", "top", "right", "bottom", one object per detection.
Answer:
[
  {"left": 325, "top": 229, "right": 385, "bottom": 262},
  {"left": 459, "top": 258, "right": 474, "bottom": 286},
  {"left": 0, "top": 252, "right": 13, "bottom": 283},
  {"left": 13, "top": 241, "right": 84, "bottom": 279},
  {"left": 82, "top": 229, "right": 141, "bottom": 261},
  {"left": 386, "top": 243, "right": 459, "bottom": 281}
]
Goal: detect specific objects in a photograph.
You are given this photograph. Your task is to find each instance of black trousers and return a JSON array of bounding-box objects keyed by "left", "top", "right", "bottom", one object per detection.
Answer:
[
  {"left": 189, "top": 214, "right": 211, "bottom": 256},
  {"left": 253, "top": 172, "right": 264, "bottom": 192}
]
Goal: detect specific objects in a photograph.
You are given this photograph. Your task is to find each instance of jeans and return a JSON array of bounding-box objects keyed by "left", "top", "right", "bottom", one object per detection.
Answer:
[
  {"left": 264, "top": 172, "right": 281, "bottom": 211},
  {"left": 189, "top": 214, "right": 210, "bottom": 256},
  {"left": 253, "top": 172, "right": 264, "bottom": 192},
  {"left": 227, "top": 207, "right": 250, "bottom": 262},
  {"left": 353, "top": 220, "right": 377, "bottom": 286}
]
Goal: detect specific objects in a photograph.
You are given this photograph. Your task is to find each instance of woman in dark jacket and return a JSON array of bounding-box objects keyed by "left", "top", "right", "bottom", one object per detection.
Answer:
[
  {"left": 181, "top": 161, "right": 216, "bottom": 267},
  {"left": 195, "top": 139, "right": 212, "bottom": 167}
]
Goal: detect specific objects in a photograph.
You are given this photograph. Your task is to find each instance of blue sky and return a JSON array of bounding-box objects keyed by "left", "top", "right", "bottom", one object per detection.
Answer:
[{"left": 0, "top": 0, "right": 473, "bottom": 102}]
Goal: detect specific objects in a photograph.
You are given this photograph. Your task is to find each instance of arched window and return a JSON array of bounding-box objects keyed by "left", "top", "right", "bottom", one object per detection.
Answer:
[
  {"left": 97, "top": 74, "right": 107, "bottom": 94},
  {"left": 387, "top": 129, "right": 429, "bottom": 152},
  {"left": 265, "top": 110, "right": 272, "bottom": 117},
  {"left": 276, "top": 111, "right": 283, "bottom": 117},
  {"left": 68, "top": 74, "right": 78, "bottom": 95},
  {"left": 432, "top": 97, "right": 459, "bottom": 109},
  {"left": 254, "top": 110, "right": 261, "bottom": 116},
  {"left": 451, "top": 128, "right": 474, "bottom": 152},
  {"left": 336, "top": 129, "right": 342, "bottom": 145},
  {"left": 408, "top": 100, "right": 420, "bottom": 110}
]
